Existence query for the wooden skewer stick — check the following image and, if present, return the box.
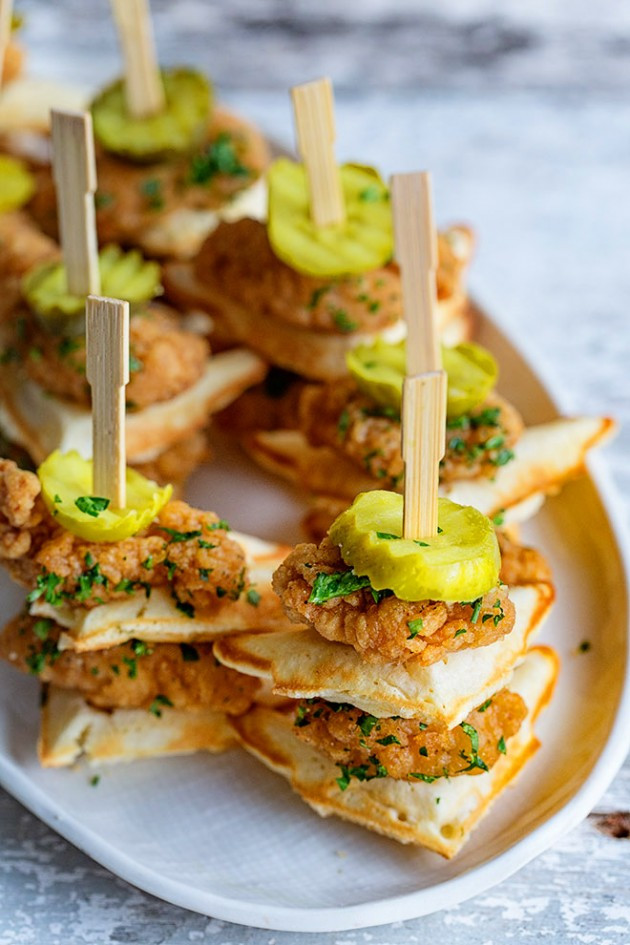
[51,109,101,298]
[86,296,129,509]
[110,0,165,119]
[0,0,13,90]
[291,77,345,227]
[392,171,446,539]
[401,372,446,539]
[391,171,440,375]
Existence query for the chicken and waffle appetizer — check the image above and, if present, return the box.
[0,452,293,765]
[215,490,558,856]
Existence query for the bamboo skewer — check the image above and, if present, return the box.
[0,0,12,90]
[391,171,446,540]
[391,172,440,375]
[50,109,101,298]
[86,296,129,509]
[110,0,165,119]
[291,77,345,227]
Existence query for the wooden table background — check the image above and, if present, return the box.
[1,1,629,941]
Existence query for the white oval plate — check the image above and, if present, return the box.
[0,309,628,933]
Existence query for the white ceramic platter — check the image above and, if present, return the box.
[0,310,628,933]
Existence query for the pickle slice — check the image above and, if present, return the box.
[22,245,162,335]
[267,158,392,278]
[38,450,172,542]
[0,155,35,213]
[329,491,500,602]
[347,339,498,418]
[91,68,211,162]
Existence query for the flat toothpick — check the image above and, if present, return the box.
[392,171,446,540]
[291,77,345,227]
[391,171,440,375]
[50,109,100,298]
[0,0,13,90]
[86,296,130,509]
[110,0,165,119]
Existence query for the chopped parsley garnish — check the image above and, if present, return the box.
[497,735,507,755]
[130,639,152,657]
[95,191,114,209]
[407,617,424,640]
[209,519,230,531]
[25,638,60,675]
[161,527,202,543]
[198,539,217,550]
[376,735,400,747]
[189,133,250,184]
[164,559,178,580]
[308,570,372,605]
[58,337,80,358]
[578,640,592,653]
[458,721,489,772]
[357,714,378,737]
[418,722,427,730]
[53,494,62,504]
[476,698,493,712]
[149,694,174,717]
[180,643,199,662]
[90,775,101,787]
[376,532,399,540]
[492,509,505,527]
[294,705,310,727]
[198,568,211,581]
[490,448,515,467]
[33,619,52,641]
[26,570,64,606]
[337,408,350,439]
[174,596,195,619]
[142,556,154,570]
[410,772,437,783]
[336,757,388,791]
[129,354,143,373]
[358,185,383,202]
[114,578,136,595]
[246,588,261,607]
[75,495,110,518]
[419,746,428,757]
[139,177,164,211]
[454,628,467,637]
[332,309,358,333]
[307,285,331,309]
[122,656,137,679]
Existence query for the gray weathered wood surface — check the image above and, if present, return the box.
[1,2,629,941]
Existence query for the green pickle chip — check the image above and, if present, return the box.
[267,158,393,278]
[91,68,211,161]
[347,339,498,418]
[38,450,172,542]
[22,245,162,335]
[329,491,500,602]
[0,155,35,213]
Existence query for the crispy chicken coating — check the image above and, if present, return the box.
[194,221,471,336]
[0,462,248,613]
[0,211,58,323]
[132,427,210,488]
[30,109,268,252]
[297,382,523,487]
[0,612,259,714]
[272,537,515,665]
[295,688,527,783]
[497,529,552,586]
[194,219,401,335]
[20,305,209,410]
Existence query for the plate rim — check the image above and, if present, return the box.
[0,311,628,933]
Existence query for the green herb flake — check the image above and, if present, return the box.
[376,735,400,747]
[308,570,372,605]
[492,509,506,527]
[357,714,378,737]
[294,705,310,728]
[337,408,350,439]
[122,656,137,679]
[410,772,437,783]
[246,588,261,607]
[332,309,358,333]
[497,735,507,755]
[578,640,592,653]
[407,617,424,640]
[141,556,154,570]
[33,619,52,641]
[75,495,110,518]
[209,519,230,532]
[376,531,399,541]
[149,694,174,717]
[180,643,199,662]
[189,133,250,185]
[162,526,202,543]
[419,746,428,757]
[476,698,493,712]
[90,775,101,787]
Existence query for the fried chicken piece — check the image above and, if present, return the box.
[194,219,402,335]
[132,427,210,488]
[297,383,523,487]
[217,369,305,435]
[0,211,58,323]
[295,688,526,782]
[0,459,48,561]
[498,529,553,586]
[21,305,209,410]
[30,109,269,253]
[0,613,259,714]
[272,537,515,665]
[0,462,248,613]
